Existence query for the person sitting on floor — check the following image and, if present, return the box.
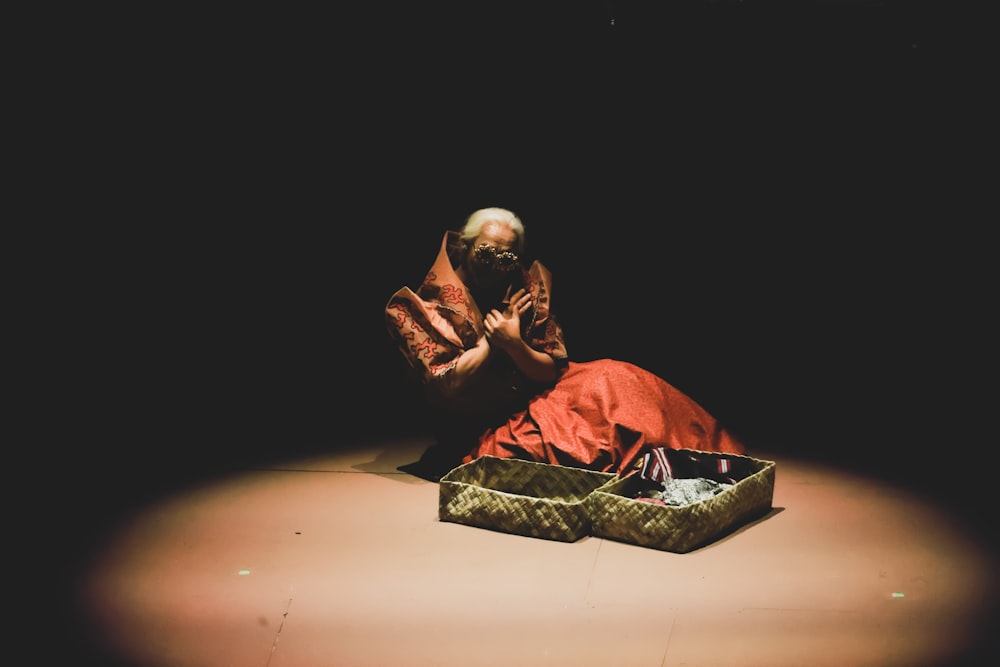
[385,206,745,479]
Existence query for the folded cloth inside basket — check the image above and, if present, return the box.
[637,477,732,506]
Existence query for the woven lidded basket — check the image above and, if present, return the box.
[588,450,776,553]
[439,456,615,542]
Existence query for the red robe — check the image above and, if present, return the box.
[385,231,744,475]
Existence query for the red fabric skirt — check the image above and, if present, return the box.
[462,359,745,475]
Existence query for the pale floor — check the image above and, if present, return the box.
[71,437,998,667]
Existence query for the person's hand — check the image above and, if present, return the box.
[483,288,532,349]
[504,288,532,317]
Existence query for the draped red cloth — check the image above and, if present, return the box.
[463,358,744,474]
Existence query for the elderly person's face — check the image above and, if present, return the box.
[465,221,520,287]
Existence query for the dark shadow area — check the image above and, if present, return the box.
[396,445,467,483]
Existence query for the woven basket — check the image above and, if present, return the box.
[439,456,615,542]
[588,450,776,553]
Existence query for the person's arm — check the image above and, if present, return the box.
[429,334,494,398]
[484,288,559,385]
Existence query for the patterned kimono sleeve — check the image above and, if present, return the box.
[534,315,568,363]
[385,287,464,384]
[523,261,569,364]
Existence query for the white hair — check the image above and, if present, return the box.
[460,207,526,255]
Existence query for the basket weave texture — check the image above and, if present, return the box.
[588,449,776,553]
[439,456,615,542]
